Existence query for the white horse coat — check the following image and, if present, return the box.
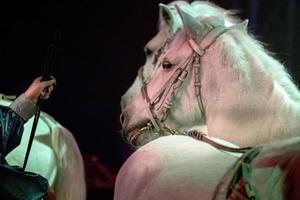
[115,135,300,200]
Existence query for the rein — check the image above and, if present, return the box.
[186,131,252,153]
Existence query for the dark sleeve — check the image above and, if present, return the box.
[0,94,37,159]
[0,105,25,159]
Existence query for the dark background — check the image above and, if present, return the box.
[0,0,299,198]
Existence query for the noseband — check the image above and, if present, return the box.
[139,25,229,135]
[141,53,194,132]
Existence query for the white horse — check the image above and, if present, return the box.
[116,1,300,199]
[121,1,240,146]
[115,135,300,200]
[0,94,86,200]
[120,1,300,148]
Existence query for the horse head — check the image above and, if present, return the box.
[120,1,244,146]
[120,1,194,146]
[120,1,237,146]
[121,1,300,147]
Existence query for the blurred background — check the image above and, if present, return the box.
[0,0,299,199]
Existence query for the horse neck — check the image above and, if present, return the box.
[200,30,300,147]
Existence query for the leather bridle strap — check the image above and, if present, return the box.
[188,26,228,56]
[138,63,161,131]
[193,55,206,116]
[141,55,194,132]
[188,25,228,118]
[141,85,161,131]
[213,146,261,200]
[186,131,252,153]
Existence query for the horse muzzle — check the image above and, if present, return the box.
[120,110,153,146]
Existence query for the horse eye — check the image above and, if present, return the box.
[162,61,173,69]
[144,47,153,56]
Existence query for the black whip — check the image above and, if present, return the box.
[22,30,62,170]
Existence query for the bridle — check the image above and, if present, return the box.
[139,25,229,135]
[135,24,253,154]
[140,52,194,132]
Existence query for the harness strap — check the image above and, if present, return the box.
[188,26,228,56]
[188,26,228,120]
[139,62,162,131]
[193,55,206,117]
[140,54,194,132]
[141,85,161,131]
[186,131,252,153]
[182,130,259,200]
[213,146,262,200]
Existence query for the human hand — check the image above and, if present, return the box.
[24,76,56,104]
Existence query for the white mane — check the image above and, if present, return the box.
[221,28,300,102]
[183,11,300,146]
[188,1,300,104]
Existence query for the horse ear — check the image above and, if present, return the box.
[230,19,249,32]
[159,3,182,33]
[175,5,211,44]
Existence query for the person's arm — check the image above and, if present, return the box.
[0,104,25,159]
[0,76,55,159]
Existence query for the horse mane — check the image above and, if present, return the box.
[167,1,300,145]
[185,1,300,103]
[218,26,300,103]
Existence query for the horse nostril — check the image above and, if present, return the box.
[120,112,125,126]
[144,47,153,56]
